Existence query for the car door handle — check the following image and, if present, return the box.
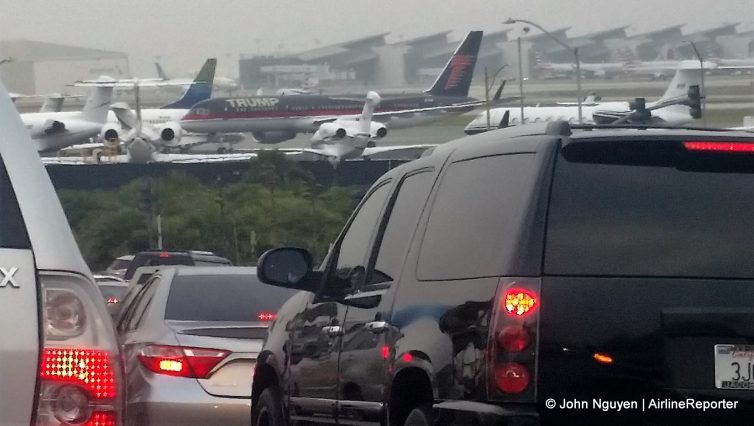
[322,325,343,336]
[365,321,388,334]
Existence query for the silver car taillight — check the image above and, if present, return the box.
[35,272,122,426]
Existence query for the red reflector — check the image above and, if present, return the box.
[684,141,754,153]
[503,288,538,317]
[40,348,117,399]
[494,362,530,394]
[159,252,170,258]
[257,312,276,321]
[593,352,614,365]
[401,353,414,363]
[381,345,390,360]
[137,345,229,378]
[83,411,117,426]
[497,325,531,353]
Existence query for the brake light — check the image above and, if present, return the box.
[40,348,117,399]
[159,252,170,258]
[257,312,276,321]
[83,412,117,426]
[106,297,118,304]
[494,362,530,394]
[138,345,229,378]
[503,288,537,317]
[684,141,754,153]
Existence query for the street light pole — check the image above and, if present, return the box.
[575,47,583,124]
[505,18,583,123]
[517,36,525,123]
[686,40,706,127]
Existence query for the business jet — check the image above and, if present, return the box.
[465,60,706,134]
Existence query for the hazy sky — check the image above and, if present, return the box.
[1,0,752,76]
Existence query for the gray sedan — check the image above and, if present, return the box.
[116,266,298,425]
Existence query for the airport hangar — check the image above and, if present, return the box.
[238,23,754,89]
[0,39,129,95]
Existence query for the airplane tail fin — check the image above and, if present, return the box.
[161,58,216,109]
[656,60,704,104]
[155,62,169,80]
[80,76,115,124]
[358,91,381,134]
[39,94,66,113]
[425,31,483,97]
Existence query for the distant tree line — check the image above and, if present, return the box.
[58,152,361,271]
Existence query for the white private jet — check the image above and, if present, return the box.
[21,77,115,152]
[465,60,706,134]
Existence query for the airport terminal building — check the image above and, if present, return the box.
[0,39,129,94]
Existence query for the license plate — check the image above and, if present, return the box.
[715,344,754,389]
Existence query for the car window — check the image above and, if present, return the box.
[107,259,130,271]
[328,182,391,292]
[546,140,754,278]
[417,154,537,281]
[98,285,128,300]
[164,274,298,321]
[367,171,433,286]
[119,276,160,333]
[0,159,30,249]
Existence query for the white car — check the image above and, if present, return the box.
[0,81,123,423]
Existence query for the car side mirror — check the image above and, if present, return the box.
[257,247,318,291]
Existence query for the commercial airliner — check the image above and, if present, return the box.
[180,31,492,144]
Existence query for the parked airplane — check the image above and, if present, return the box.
[464,60,705,134]
[70,58,244,153]
[21,77,115,152]
[180,31,498,143]
[156,61,238,92]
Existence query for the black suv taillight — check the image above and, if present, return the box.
[487,278,540,402]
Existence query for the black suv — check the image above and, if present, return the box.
[123,249,231,280]
[252,122,754,425]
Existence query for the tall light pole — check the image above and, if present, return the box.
[505,18,583,123]
[685,40,706,127]
[517,34,526,123]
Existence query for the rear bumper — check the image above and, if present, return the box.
[126,375,250,426]
[433,400,539,426]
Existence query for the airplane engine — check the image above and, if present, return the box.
[159,121,183,147]
[100,124,121,142]
[251,130,297,144]
[317,122,347,139]
[370,122,387,139]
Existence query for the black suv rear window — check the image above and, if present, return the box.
[546,140,754,278]
[165,274,298,321]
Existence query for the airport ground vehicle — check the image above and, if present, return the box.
[95,274,129,318]
[0,82,123,423]
[116,266,297,425]
[122,249,231,280]
[253,122,754,425]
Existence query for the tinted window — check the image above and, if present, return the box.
[0,160,30,248]
[165,274,298,321]
[124,253,193,280]
[332,183,391,289]
[368,171,433,285]
[418,154,536,280]
[121,277,160,332]
[546,141,754,278]
[108,259,130,270]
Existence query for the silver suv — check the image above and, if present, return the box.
[0,83,123,424]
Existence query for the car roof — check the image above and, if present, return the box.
[0,82,90,275]
[427,122,754,159]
